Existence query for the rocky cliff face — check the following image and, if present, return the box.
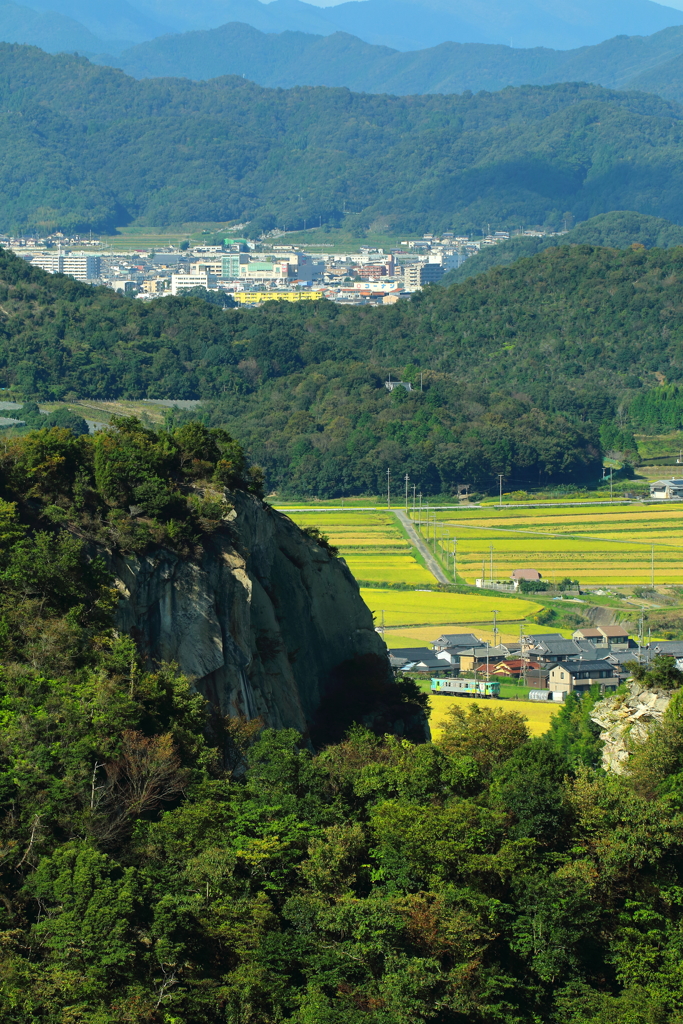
[106,490,428,743]
[590,683,672,773]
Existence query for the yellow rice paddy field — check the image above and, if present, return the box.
[424,503,683,586]
[428,694,559,739]
[285,510,435,586]
[360,588,542,626]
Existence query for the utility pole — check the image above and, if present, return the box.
[499,474,503,508]
[412,484,416,518]
[419,492,422,530]
[493,609,498,647]
[519,624,525,689]
[387,468,391,509]
[405,473,409,512]
[452,537,457,580]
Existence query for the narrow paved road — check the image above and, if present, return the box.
[394,509,450,585]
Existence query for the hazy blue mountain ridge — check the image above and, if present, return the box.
[277,0,683,51]
[0,1,108,53]
[19,0,169,44]
[104,21,683,98]
[6,0,683,54]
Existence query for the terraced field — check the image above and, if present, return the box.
[425,504,683,586]
[284,510,435,586]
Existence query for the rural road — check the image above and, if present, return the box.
[394,510,450,585]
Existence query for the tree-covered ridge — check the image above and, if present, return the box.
[441,210,683,285]
[10,240,683,491]
[6,44,683,232]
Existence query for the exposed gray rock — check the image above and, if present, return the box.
[104,490,428,743]
[590,682,673,773]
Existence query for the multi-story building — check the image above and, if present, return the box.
[63,254,101,281]
[171,272,215,295]
[30,252,100,281]
[30,253,64,274]
[221,254,250,278]
[190,261,222,276]
[142,279,165,294]
[403,262,445,290]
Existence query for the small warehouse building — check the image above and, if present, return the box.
[650,478,683,499]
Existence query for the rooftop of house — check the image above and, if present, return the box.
[599,625,630,638]
[404,656,447,671]
[511,568,542,581]
[431,632,483,648]
[388,647,433,662]
[493,659,542,670]
[552,660,620,674]
[533,639,586,655]
[647,641,683,655]
[605,650,641,664]
[459,645,515,658]
[574,628,603,639]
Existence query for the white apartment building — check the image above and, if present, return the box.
[63,254,101,281]
[30,252,100,281]
[171,272,216,295]
[30,253,63,274]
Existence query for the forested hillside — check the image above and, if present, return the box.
[441,211,683,285]
[5,243,683,492]
[1,425,683,1022]
[7,45,683,234]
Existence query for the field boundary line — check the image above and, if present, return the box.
[394,510,450,585]
[439,521,683,549]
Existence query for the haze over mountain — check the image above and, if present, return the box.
[4,0,683,52]
[0,1,107,53]
[18,0,169,45]
[105,21,683,103]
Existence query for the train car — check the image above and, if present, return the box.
[431,677,500,698]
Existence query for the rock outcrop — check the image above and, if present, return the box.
[106,490,429,743]
[590,683,672,773]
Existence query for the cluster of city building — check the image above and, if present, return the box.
[389,628,681,702]
[0,228,555,306]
